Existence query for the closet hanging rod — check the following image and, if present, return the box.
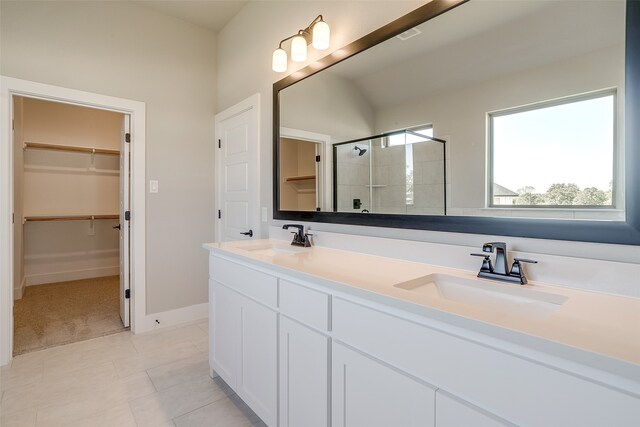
[24,215,119,222]
[23,142,120,156]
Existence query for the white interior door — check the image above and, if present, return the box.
[216,95,259,242]
[119,115,131,327]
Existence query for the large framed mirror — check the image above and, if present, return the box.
[273,0,640,245]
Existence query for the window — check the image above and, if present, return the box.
[489,90,616,208]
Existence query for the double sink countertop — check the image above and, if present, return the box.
[204,239,640,389]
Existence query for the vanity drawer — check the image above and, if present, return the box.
[332,297,640,426]
[279,279,330,332]
[210,255,277,308]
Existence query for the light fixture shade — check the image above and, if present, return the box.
[291,35,308,62]
[312,20,330,50]
[272,48,287,72]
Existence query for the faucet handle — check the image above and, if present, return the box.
[470,253,493,273]
[510,258,538,284]
[513,258,537,264]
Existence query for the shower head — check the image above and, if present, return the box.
[354,146,367,156]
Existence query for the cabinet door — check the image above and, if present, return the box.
[332,343,435,427]
[436,391,511,427]
[238,295,278,427]
[279,316,329,427]
[211,281,239,387]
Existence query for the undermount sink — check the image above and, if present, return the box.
[240,242,308,257]
[393,273,567,319]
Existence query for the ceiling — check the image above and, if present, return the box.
[134,0,248,32]
[327,0,625,108]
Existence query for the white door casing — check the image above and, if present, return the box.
[0,76,146,365]
[119,114,131,327]
[215,94,260,242]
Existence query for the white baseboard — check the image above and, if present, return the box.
[13,276,26,300]
[135,302,208,334]
[25,266,119,286]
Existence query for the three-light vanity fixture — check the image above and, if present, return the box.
[272,15,330,72]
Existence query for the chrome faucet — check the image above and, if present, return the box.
[282,224,312,247]
[471,242,537,285]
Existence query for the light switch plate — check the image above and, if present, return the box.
[261,207,268,222]
[149,180,159,193]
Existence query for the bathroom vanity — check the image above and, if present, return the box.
[204,239,640,427]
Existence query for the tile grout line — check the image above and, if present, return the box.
[171,391,230,426]
[144,370,159,393]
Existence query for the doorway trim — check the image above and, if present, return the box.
[0,76,146,365]
[214,93,261,242]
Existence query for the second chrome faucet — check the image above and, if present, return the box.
[471,242,537,285]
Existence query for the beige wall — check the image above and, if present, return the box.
[280,71,375,142]
[12,97,24,299]
[1,1,217,313]
[20,98,121,286]
[217,1,640,264]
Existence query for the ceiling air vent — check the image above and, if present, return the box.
[396,27,422,41]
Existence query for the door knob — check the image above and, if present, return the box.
[113,224,121,230]
[240,230,253,237]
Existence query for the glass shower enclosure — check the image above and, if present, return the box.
[332,129,446,215]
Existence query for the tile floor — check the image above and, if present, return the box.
[0,319,266,427]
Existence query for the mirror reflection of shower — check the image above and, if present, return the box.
[333,128,446,215]
[354,145,367,156]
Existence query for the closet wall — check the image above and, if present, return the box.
[279,138,317,211]
[19,97,123,288]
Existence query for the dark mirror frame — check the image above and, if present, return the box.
[273,0,640,245]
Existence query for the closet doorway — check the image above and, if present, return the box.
[11,96,131,355]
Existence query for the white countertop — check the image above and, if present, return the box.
[204,239,640,383]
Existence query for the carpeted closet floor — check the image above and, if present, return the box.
[13,275,126,355]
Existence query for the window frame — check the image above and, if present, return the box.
[487,88,619,210]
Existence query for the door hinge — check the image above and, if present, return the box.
[315,155,321,162]
[125,289,130,299]
[125,211,131,221]
[125,133,131,143]
[218,210,221,219]
[316,207,321,212]
[12,119,15,131]
[218,139,221,149]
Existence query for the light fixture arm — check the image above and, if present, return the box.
[278,15,325,48]
[277,33,299,49]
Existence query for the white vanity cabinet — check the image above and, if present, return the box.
[207,250,640,427]
[278,279,331,427]
[279,316,329,427]
[332,342,436,427]
[209,257,278,427]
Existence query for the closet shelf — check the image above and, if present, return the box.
[284,175,316,182]
[24,215,119,222]
[24,142,120,156]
